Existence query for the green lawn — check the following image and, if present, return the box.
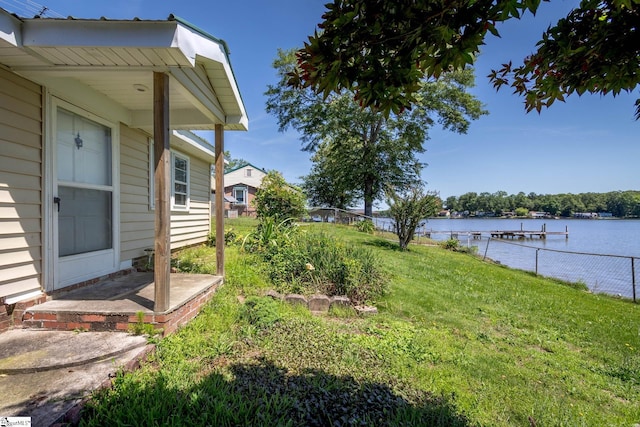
[81,219,640,426]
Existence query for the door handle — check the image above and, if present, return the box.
[54,197,61,212]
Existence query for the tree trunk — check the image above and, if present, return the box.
[364,178,374,217]
[362,118,381,219]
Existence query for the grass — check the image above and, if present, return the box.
[80,219,640,426]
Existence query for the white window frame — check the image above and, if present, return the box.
[171,151,190,211]
[245,168,252,177]
[233,186,247,205]
[148,138,155,210]
[149,143,191,211]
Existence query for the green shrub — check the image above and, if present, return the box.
[241,216,297,254]
[253,171,306,220]
[239,296,283,330]
[208,227,238,247]
[355,219,375,234]
[440,238,460,251]
[264,231,387,305]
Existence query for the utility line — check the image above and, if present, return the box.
[0,0,64,18]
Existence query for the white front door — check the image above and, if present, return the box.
[52,104,118,289]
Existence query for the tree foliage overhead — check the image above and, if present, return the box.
[266,48,487,217]
[490,0,640,118]
[223,151,249,173]
[290,0,640,119]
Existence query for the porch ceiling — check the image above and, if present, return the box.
[0,12,247,131]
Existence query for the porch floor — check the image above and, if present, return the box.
[22,272,223,335]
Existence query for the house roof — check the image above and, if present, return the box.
[225,181,256,188]
[224,163,267,175]
[0,9,248,131]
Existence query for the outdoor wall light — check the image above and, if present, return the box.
[74,132,83,150]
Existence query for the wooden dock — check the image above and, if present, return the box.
[420,224,568,240]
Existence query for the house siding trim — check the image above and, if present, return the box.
[0,66,43,301]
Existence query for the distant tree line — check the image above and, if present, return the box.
[444,191,640,218]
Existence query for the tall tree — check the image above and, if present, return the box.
[266,49,487,217]
[301,143,359,209]
[224,151,249,173]
[290,0,640,119]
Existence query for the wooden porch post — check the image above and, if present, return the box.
[153,72,171,312]
[215,124,225,276]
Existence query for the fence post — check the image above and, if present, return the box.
[535,248,540,275]
[632,257,636,303]
[483,237,491,260]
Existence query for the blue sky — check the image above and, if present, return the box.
[4,0,637,202]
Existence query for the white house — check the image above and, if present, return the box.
[0,10,248,332]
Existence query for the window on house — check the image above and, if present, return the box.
[149,139,154,210]
[149,143,191,211]
[245,168,252,177]
[172,152,189,210]
[233,187,247,205]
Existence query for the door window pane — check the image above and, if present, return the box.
[57,108,111,186]
[56,107,113,258]
[58,187,112,257]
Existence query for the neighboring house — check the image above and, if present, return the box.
[0,10,248,331]
[529,211,548,219]
[223,163,267,217]
[574,212,598,219]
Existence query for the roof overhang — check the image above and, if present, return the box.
[171,130,215,162]
[0,10,248,132]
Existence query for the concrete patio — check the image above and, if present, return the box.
[20,272,222,336]
[0,328,152,426]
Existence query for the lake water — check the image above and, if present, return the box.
[375,217,640,299]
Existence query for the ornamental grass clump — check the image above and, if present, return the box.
[264,230,388,305]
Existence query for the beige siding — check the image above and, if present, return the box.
[224,165,266,188]
[119,125,154,262]
[171,155,211,248]
[0,67,43,299]
[119,128,212,261]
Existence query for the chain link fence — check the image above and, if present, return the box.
[482,238,638,302]
[306,208,638,302]
[307,207,372,224]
